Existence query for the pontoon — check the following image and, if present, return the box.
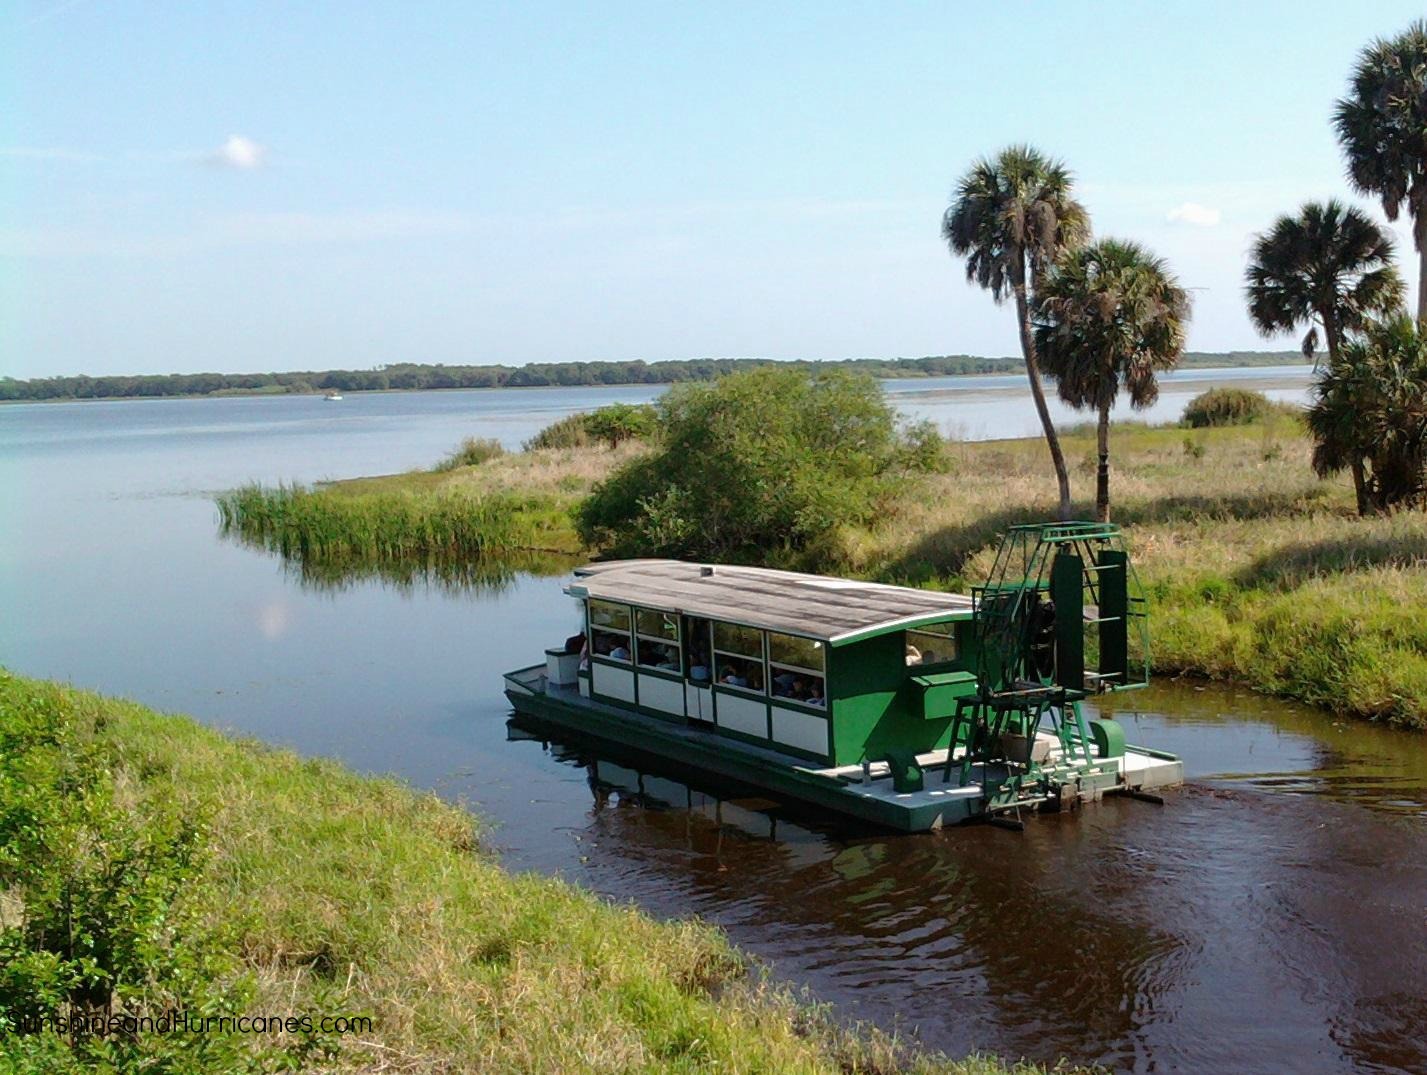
[504,522,1182,832]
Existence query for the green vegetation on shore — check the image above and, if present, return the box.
[215,446,602,588]
[2,350,1306,403]
[0,670,1043,1074]
[847,419,1427,731]
[221,386,1427,731]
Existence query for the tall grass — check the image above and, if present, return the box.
[216,482,580,564]
[841,421,1427,730]
[0,670,1050,1074]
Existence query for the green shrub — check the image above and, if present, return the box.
[523,412,592,451]
[577,367,940,564]
[431,436,505,472]
[524,403,658,452]
[1182,387,1294,428]
[584,402,658,447]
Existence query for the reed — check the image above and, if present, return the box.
[216,481,581,565]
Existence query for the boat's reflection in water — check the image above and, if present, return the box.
[506,705,1427,1075]
[508,715,859,847]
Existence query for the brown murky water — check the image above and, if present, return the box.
[504,685,1427,1075]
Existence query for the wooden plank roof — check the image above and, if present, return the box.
[567,560,973,644]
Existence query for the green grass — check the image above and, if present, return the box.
[0,670,1051,1074]
[843,417,1427,730]
[216,479,581,573]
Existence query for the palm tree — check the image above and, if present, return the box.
[1245,200,1405,512]
[944,146,1090,520]
[1307,315,1427,513]
[1334,20,1427,322]
[1033,240,1190,522]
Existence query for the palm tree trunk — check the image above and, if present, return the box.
[1416,214,1427,324]
[1321,313,1370,516]
[1095,400,1111,522]
[1012,280,1072,520]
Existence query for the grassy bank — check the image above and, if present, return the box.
[845,420,1427,730]
[214,444,633,580]
[0,671,1042,1074]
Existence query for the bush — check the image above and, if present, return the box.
[1182,387,1296,428]
[577,367,941,565]
[583,402,657,447]
[431,436,505,472]
[524,404,658,451]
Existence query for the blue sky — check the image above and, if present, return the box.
[4,1,1425,378]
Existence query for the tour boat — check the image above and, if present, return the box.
[504,522,1183,832]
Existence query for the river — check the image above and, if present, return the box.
[5,366,1427,1074]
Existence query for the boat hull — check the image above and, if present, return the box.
[503,665,1182,833]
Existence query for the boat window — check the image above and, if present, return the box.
[590,600,631,631]
[683,617,712,683]
[635,609,681,672]
[905,621,958,667]
[636,608,678,640]
[768,632,826,707]
[589,600,632,662]
[713,621,765,694]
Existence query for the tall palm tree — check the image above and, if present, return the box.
[1034,240,1190,522]
[1334,20,1427,322]
[944,146,1090,520]
[1307,314,1427,514]
[1245,200,1405,513]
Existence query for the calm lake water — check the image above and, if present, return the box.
[5,366,1427,1074]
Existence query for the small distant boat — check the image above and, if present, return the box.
[323,392,344,401]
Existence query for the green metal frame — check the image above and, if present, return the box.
[944,521,1151,812]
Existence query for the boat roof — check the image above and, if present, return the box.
[567,559,974,646]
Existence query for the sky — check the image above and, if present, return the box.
[4,0,1426,379]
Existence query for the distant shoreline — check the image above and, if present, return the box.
[2,352,1312,405]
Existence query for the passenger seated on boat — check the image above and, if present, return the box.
[689,664,710,682]
[905,643,921,666]
[721,669,748,688]
[610,643,630,661]
[565,631,586,655]
[772,671,798,696]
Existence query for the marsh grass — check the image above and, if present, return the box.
[840,418,1427,729]
[0,671,1051,1074]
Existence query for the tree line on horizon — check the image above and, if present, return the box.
[0,350,1301,403]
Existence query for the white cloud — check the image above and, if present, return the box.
[208,135,267,170]
[1166,201,1222,227]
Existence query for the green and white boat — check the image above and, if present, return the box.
[504,522,1183,832]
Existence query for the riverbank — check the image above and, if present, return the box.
[849,419,1427,729]
[0,669,1045,1074]
[221,417,1427,730]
